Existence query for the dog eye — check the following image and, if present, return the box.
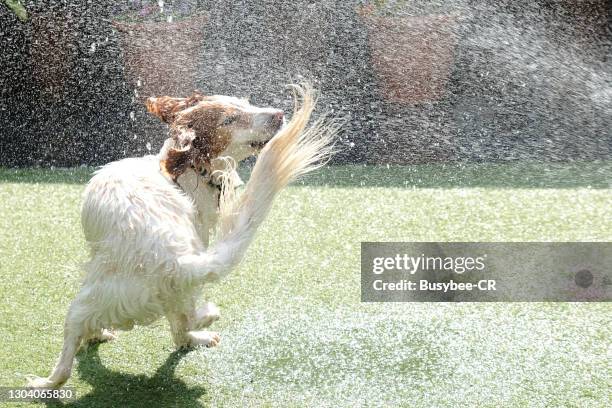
[221,115,239,126]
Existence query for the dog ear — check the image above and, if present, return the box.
[161,146,195,181]
[146,92,206,124]
[160,127,197,180]
[161,147,192,181]
[161,103,233,180]
[173,105,231,161]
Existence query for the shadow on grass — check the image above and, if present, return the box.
[2,161,611,188]
[42,343,207,408]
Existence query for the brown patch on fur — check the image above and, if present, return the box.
[160,148,193,181]
[162,101,236,180]
[146,93,206,124]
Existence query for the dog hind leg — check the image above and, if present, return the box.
[27,301,91,389]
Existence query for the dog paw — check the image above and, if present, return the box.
[188,331,221,348]
[88,329,117,344]
[26,375,58,389]
[192,302,220,329]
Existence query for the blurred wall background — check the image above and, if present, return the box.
[0,0,609,167]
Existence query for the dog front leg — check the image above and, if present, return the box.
[188,302,220,331]
[167,312,191,348]
[86,328,117,344]
[167,312,220,349]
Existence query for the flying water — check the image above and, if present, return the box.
[0,0,608,175]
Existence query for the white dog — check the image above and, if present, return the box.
[27,84,337,389]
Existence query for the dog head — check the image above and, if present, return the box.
[147,93,285,179]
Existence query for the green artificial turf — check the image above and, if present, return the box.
[0,163,610,407]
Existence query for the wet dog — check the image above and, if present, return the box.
[27,84,337,389]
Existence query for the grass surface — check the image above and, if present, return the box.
[0,164,610,407]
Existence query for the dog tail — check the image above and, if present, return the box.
[180,83,339,283]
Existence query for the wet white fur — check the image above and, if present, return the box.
[27,84,337,389]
